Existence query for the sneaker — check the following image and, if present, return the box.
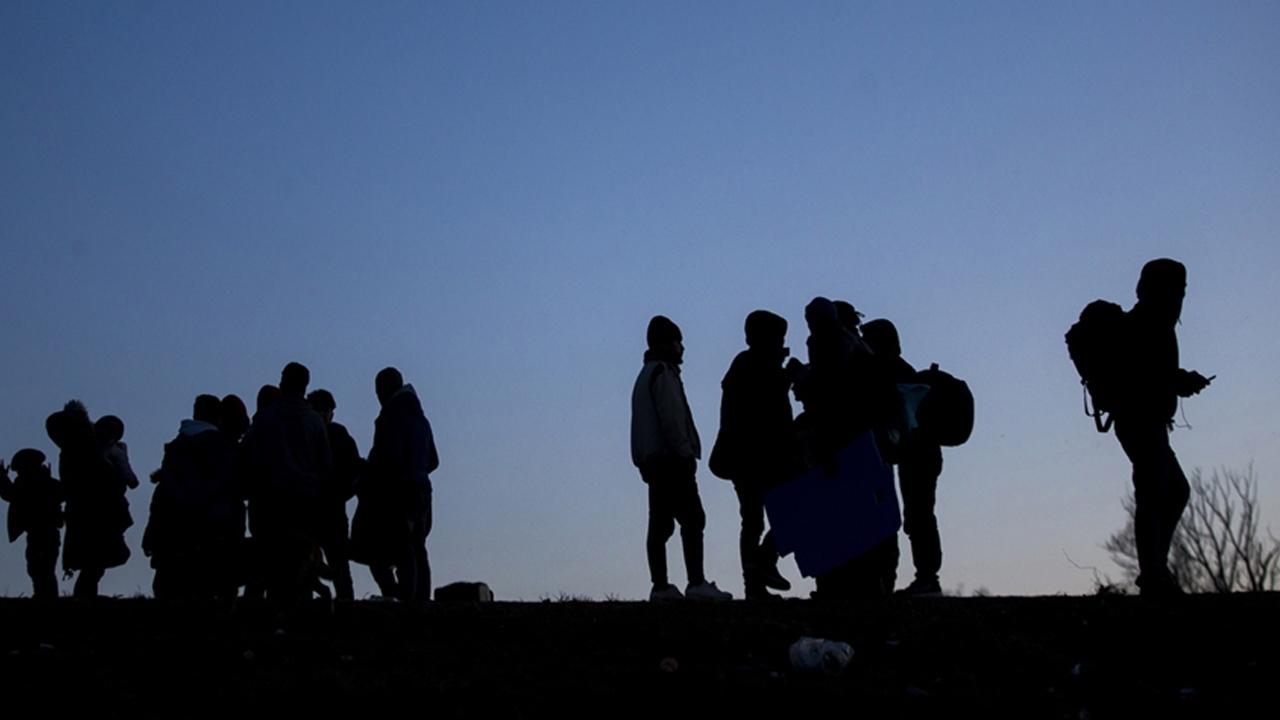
[649,583,684,602]
[685,580,733,601]
[1137,573,1185,598]
[895,578,943,597]
[744,586,783,601]
[759,564,792,592]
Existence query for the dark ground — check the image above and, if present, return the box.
[1,593,1275,718]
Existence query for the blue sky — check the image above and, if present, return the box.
[2,1,1278,598]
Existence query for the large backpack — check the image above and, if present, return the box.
[1065,300,1127,433]
[914,363,974,447]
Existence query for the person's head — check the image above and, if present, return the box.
[375,367,404,406]
[833,301,864,334]
[219,394,249,439]
[46,400,91,450]
[280,362,310,398]
[744,310,787,351]
[193,394,221,424]
[256,384,281,414]
[804,297,839,335]
[10,448,47,476]
[307,389,337,424]
[94,415,125,444]
[861,318,901,358]
[45,411,67,449]
[1136,258,1187,324]
[646,315,684,363]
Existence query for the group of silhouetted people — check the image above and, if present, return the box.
[1,363,439,603]
[1,260,1213,602]
[631,297,952,602]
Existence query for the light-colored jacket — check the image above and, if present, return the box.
[631,359,701,467]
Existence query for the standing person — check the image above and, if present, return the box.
[863,318,945,596]
[710,310,799,599]
[1113,259,1212,597]
[241,363,333,603]
[791,298,900,600]
[307,389,363,602]
[631,316,731,602]
[353,367,439,602]
[46,401,132,598]
[0,449,64,599]
[143,394,241,600]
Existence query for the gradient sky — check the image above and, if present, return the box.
[2,1,1278,599]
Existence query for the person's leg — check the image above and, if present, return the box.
[669,465,707,587]
[370,565,398,597]
[1159,446,1191,578]
[74,566,104,598]
[411,488,432,602]
[733,480,765,593]
[899,446,943,586]
[323,508,355,602]
[644,466,678,589]
[1117,419,1180,592]
[27,536,59,600]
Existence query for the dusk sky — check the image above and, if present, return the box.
[2,1,1277,599]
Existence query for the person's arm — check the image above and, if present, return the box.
[422,417,440,476]
[651,368,696,460]
[0,459,13,501]
[1175,369,1213,397]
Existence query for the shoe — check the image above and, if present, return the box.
[1137,573,1185,598]
[895,578,943,597]
[685,580,732,601]
[759,564,792,592]
[744,586,783,601]
[649,583,684,602]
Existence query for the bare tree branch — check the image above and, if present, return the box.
[1104,464,1279,593]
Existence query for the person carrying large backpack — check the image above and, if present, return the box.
[1070,259,1212,597]
[863,318,947,597]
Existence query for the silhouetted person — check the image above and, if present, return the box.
[631,316,731,602]
[864,318,944,596]
[353,367,439,602]
[793,298,899,600]
[95,415,139,491]
[0,449,64,599]
[46,401,132,598]
[710,310,799,599]
[307,389,363,602]
[143,394,242,600]
[241,363,333,603]
[1114,259,1212,597]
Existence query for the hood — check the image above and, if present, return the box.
[180,419,219,437]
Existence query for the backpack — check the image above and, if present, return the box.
[1065,300,1127,433]
[913,363,974,447]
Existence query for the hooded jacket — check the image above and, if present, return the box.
[241,396,333,537]
[1117,302,1182,423]
[143,420,241,563]
[367,384,438,493]
[709,347,798,482]
[631,351,701,468]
